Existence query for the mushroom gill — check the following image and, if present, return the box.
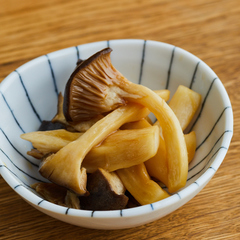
[63,48,126,122]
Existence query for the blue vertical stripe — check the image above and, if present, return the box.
[15,70,42,123]
[46,55,58,98]
[189,61,200,89]
[138,40,147,84]
[165,46,176,89]
[189,77,218,132]
[0,128,39,167]
[0,92,25,133]
[196,106,231,150]
[0,147,44,181]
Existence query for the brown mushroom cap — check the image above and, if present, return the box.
[80,168,129,211]
[63,48,125,122]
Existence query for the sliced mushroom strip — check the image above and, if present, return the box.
[39,103,150,195]
[154,89,170,102]
[123,119,197,187]
[21,89,169,159]
[123,84,188,193]
[144,121,169,187]
[22,126,160,173]
[184,131,197,164]
[117,163,169,205]
[121,119,169,186]
[80,168,128,211]
[82,125,160,172]
[21,129,82,154]
[63,48,188,193]
[52,92,68,125]
[168,85,202,132]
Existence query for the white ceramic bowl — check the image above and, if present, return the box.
[0,39,233,229]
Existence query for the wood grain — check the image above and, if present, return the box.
[0,0,239,239]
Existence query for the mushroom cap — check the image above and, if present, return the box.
[80,168,129,211]
[63,48,125,122]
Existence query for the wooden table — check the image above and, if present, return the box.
[0,0,239,239]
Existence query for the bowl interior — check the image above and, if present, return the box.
[0,39,233,228]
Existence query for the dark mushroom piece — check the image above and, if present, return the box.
[38,120,67,131]
[80,168,128,211]
[32,182,80,209]
[32,182,67,206]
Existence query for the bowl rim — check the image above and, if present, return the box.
[0,39,234,220]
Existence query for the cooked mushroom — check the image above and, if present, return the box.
[65,190,80,209]
[39,103,149,195]
[32,182,67,206]
[76,58,84,65]
[22,125,159,172]
[21,129,82,155]
[117,163,169,205]
[51,93,78,132]
[63,48,188,193]
[32,182,80,209]
[80,168,128,211]
[52,92,104,132]
[63,48,126,122]
[51,92,68,126]
[27,149,45,159]
[82,125,160,173]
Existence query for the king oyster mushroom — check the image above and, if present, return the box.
[39,103,150,195]
[39,48,188,195]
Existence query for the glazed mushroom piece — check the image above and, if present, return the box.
[39,103,150,195]
[63,48,126,122]
[39,48,188,195]
[80,168,128,211]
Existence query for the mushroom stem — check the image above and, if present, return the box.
[39,103,150,195]
[120,83,188,193]
[82,126,160,172]
[117,163,170,205]
[87,55,187,192]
